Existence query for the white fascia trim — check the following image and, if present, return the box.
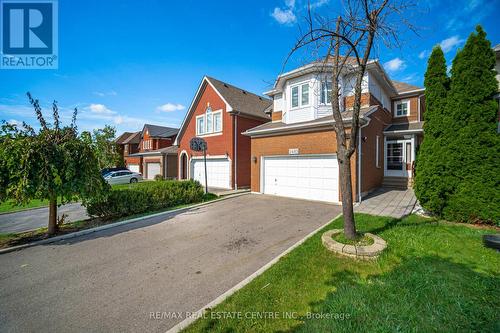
[190,155,231,160]
[397,88,425,95]
[174,77,232,145]
[243,116,367,136]
[383,129,423,135]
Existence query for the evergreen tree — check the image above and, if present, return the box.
[414,46,450,215]
[442,26,499,223]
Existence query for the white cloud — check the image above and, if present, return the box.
[93,90,117,97]
[7,119,19,125]
[418,50,430,59]
[156,103,185,112]
[384,58,406,72]
[440,35,464,53]
[88,103,116,115]
[310,0,329,9]
[271,0,296,25]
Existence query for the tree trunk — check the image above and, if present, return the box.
[48,197,58,235]
[338,154,356,239]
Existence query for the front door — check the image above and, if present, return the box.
[385,139,413,177]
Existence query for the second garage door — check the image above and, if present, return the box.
[128,164,140,173]
[146,162,161,180]
[262,155,339,203]
[191,158,231,189]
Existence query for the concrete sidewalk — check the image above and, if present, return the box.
[355,188,417,218]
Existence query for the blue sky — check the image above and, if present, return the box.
[1,0,499,134]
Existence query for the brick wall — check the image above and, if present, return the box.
[360,107,392,194]
[236,115,264,188]
[250,130,358,200]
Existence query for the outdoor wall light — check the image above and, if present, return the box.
[252,156,257,163]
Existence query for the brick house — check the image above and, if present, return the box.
[244,59,425,203]
[174,76,271,189]
[117,124,179,180]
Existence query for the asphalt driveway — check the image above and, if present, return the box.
[0,203,88,233]
[0,194,340,333]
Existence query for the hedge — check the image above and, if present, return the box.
[85,180,205,219]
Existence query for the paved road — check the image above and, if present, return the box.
[0,203,88,234]
[0,194,340,333]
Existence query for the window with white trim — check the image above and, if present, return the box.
[320,81,332,104]
[290,83,310,108]
[142,139,152,150]
[395,100,410,117]
[376,135,380,168]
[196,107,222,135]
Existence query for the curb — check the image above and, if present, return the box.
[0,192,249,255]
[165,212,343,333]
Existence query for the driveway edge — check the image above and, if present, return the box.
[0,193,249,255]
[166,212,343,333]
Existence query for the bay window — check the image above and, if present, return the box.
[196,107,222,135]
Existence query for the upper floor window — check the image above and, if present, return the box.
[142,140,152,150]
[394,100,410,117]
[196,107,222,136]
[320,81,332,104]
[290,83,309,108]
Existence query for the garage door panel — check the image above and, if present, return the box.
[147,163,161,180]
[263,155,339,203]
[191,158,231,189]
[128,164,140,173]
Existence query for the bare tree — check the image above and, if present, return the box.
[285,0,414,239]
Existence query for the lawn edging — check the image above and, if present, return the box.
[0,192,249,255]
[166,212,343,333]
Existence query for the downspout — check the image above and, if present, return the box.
[358,119,371,203]
[233,113,239,190]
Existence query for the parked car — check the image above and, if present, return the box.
[104,170,143,185]
[101,167,129,177]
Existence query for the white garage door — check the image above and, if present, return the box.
[191,158,231,189]
[146,163,161,180]
[263,155,339,203]
[128,164,140,173]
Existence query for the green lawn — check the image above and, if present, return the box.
[0,199,50,214]
[0,182,143,214]
[185,214,500,333]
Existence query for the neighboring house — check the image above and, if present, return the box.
[243,59,424,203]
[117,124,179,180]
[174,76,271,189]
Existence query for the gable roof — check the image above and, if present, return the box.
[206,76,272,119]
[143,124,179,138]
[174,76,271,145]
[122,131,141,144]
[391,80,423,94]
[115,132,133,144]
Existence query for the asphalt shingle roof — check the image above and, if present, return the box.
[244,105,377,135]
[391,80,422,93]
[143,124,179,138]
[206,76,272,120]
[384,122,424,132]
[122,131,141,144]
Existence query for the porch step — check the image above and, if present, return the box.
[382,177,411,190]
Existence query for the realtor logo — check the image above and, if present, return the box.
[1,0,58,69]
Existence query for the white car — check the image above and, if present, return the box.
[104,170,143,185]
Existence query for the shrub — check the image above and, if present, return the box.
[85,180,204,219]
[154,174,164,181]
